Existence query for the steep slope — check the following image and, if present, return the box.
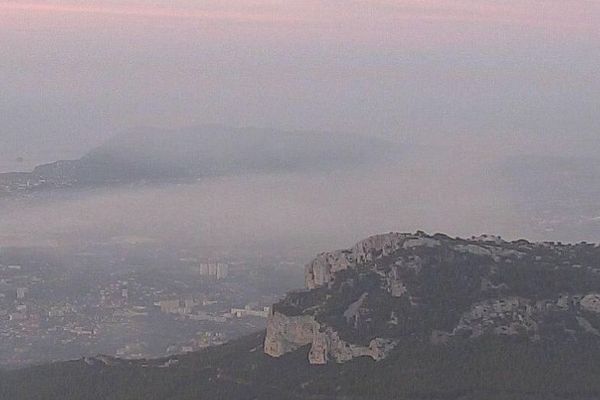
[2,232,600,400]
[265,232,600,364]
[4,330,600,400]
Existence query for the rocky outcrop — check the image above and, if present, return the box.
[305,232,436,289]
[266,231,600,365]
[581,294,600,313]
[264,312,317,357]
[308,329,397,365]
[453,297,539,339]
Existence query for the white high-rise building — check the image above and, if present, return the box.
[199,263,210,276]
[16,287,27,300]
[216,263,229,280]
[198,262,229,280]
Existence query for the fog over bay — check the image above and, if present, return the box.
[1,0,600,253]
[1,145,599,256]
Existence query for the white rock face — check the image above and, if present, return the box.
[343,293,368,327]
[264,311,397,364]
[389,279,408,297]
[305,233,414,289]
[455,297,538,338]
[264,312,318,357]
[308,328,397,365]
[305,232,448,289]
[581,294,600,313]
[268,231,600,365]
[352,233,411,263]
[454,244,492,257]
[304,251,355,289]
[402,237,440,249]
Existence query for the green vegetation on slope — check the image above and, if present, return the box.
[2,332,600,400]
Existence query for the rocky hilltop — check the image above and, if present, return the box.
[264,232,600,364]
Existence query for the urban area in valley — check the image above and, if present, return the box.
[0,239,303,368]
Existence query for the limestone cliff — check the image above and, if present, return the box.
[305,233,409,289]
[264,309,396,364]
[265,231,600,364]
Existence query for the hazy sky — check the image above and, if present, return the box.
[1,0,600,169]
[1,1,600,252]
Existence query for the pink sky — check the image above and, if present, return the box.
[1,1,598,40]
[1,0,599,159]
[0,1,301,22]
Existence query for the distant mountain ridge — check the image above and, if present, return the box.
[0,125,398,195]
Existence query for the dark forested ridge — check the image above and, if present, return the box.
[2,331,600,400]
